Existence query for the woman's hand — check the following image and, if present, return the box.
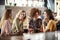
[42,18,47,32]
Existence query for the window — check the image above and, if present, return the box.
[5,0,44,7]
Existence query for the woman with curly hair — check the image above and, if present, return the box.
[29,8,42,33]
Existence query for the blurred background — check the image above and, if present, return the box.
[0,0,60,19]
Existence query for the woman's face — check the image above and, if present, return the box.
[9,12,13,19]
[34,12,39,18]
[18,12,26,20]
[43,12,48,19]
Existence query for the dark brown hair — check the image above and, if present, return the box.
[44,9,54,20]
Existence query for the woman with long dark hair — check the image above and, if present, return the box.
[42,9,56,32]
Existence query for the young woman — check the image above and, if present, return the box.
[42,9,56,32]
[29,8,42,33]
[11,10,28,34]
[0,9,12,36]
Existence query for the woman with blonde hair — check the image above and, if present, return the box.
[0,9,12,36]
[11,10,28,34]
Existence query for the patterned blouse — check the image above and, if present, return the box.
[1,20,12,34]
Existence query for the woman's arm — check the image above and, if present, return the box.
[11,20,18,32]
[1,20,10,35]
[42,18,46,32]
[44,20,52,32]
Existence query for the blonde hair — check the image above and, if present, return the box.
[0,10,6,28]
[0,9,12,28]
[13,10,22,23]
[13,10,26,24]
[11,10,25,31]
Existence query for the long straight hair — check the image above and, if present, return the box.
[0,9,12,28]
[12,10,26,31]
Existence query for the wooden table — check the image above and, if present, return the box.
[0,35,23,40]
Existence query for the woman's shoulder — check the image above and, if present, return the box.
[49,20,56,23]
[5,20,9,22]
[4,20,10,23]
[37,18,42,21]
[49,20,55,22]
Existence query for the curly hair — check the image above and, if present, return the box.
[30,8,41,18]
